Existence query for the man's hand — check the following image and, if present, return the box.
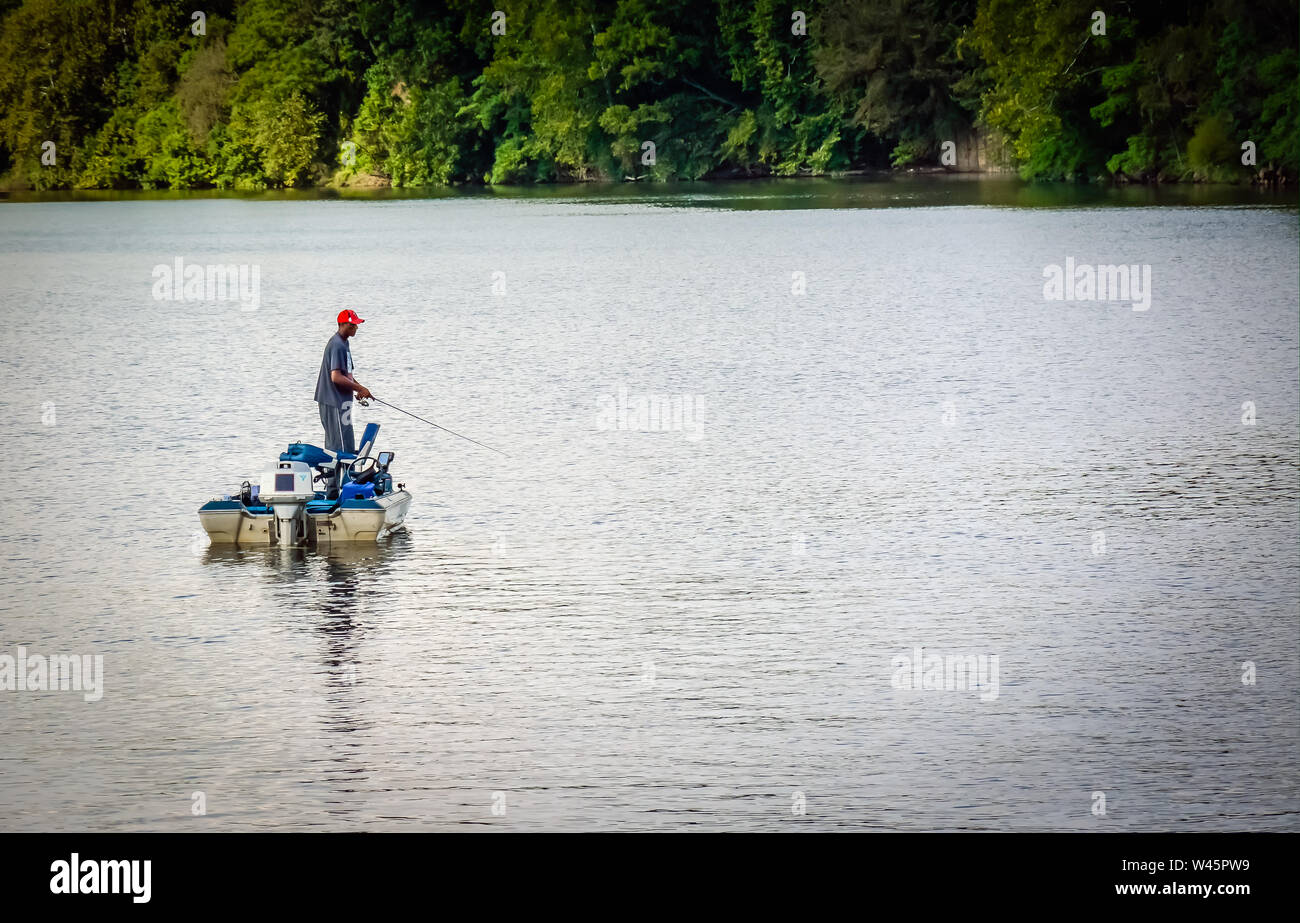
[354,384,373,401]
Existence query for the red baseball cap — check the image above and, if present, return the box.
[337,309,366,325]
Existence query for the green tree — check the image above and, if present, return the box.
[816,0,975,167]
[229,91,324,186]
[0,0,127,187]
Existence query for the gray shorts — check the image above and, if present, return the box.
[318,401,355,455]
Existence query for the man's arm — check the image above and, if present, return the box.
[331,369,373,401]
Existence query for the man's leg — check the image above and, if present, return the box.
[338,400,356,455]
[319,401,344,453]
[318,401,353,495]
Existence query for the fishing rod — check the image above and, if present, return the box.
[363,396,510,458]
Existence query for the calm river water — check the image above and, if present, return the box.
[1,177,1297,830]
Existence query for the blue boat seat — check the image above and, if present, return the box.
[340,422,380,462]
[280,443,334,466]
[282,423,379,491]
[281,424,379,465]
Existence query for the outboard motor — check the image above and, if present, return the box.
[258,460,315,545]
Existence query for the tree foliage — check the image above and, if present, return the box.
[0,0,1293,188]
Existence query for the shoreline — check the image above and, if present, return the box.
[4,161,1291,199]
[2,170,1295,205]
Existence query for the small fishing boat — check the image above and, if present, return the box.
[199,422,412,546]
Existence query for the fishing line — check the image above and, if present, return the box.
[366,397,510,458]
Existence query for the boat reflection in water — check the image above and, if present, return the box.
[199,532,415,816]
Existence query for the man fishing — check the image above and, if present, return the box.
[314,309,374,455]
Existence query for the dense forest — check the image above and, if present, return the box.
[0,0,1294,189]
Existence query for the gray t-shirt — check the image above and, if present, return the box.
[314,333,354,406]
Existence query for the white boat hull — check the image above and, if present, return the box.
[198,505,273,545]
[199,490,412,546]
[310,490,412,544]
